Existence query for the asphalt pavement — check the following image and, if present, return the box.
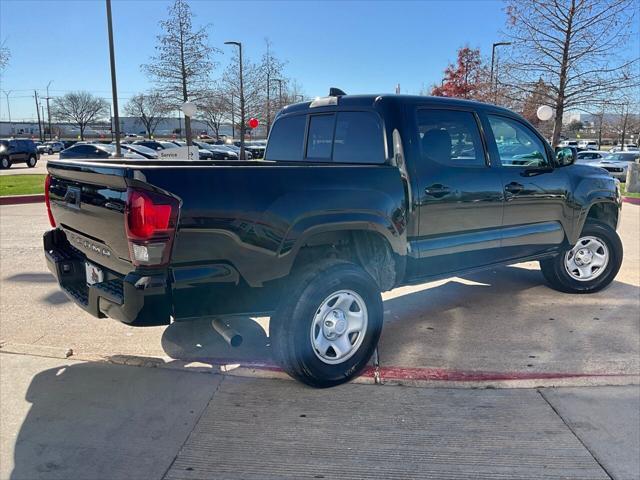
[0,153,56,176]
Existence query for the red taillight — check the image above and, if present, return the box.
[44,174,56,227]
[125,188,179,266]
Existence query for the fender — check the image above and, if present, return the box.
[569,173,621,244]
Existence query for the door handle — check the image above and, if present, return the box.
[425,184,451,198]
[505,182,524,194]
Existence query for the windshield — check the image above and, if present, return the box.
[603,153,638,162]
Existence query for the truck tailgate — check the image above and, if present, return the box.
[47,161,132,274]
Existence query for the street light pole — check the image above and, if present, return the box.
[490,42,512,104]
[225,41,245,160]
[3,90,12,135]
[46,81,53,140]
[105,0,122,157]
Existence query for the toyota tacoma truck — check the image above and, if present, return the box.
[43,92,623,387]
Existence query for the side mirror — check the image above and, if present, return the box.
[555,146,576,167]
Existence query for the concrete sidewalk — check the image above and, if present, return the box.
[2,352,638,480]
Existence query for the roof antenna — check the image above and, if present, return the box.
[329,87,347,97]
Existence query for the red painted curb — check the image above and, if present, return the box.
[0,194,45,205]
[183,357,634,383]
[622,196,640,205]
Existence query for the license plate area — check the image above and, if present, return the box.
[85,262,104,285]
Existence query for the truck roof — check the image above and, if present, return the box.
[281,93,516,117]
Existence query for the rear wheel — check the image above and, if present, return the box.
[271,259,383,387]
[0,157,10,169]
[27,155,37,168]
[540,220,622,293]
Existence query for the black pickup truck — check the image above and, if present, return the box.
[43,93,623,387]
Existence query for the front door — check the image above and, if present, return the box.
[407,107,504,279]
[483,114,571,260]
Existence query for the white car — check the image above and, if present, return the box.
[590,151,640,181]
[610,143,639,152]
[577,140,599,150]
[40,141,65,155]
[576,150,609,164]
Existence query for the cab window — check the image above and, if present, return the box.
[264,115,306,161]
[488,115,550,168]
[417,109,485,167]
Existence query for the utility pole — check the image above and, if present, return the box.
[34,91,43,141]
[490,42,512,104]
[225,41,245,160]
[46,81,53,140]
[105,0,122,157]
[3,90,12,135]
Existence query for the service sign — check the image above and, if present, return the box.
[158,146,197,160]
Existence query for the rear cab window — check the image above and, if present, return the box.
[416,109,486,167]
[266,110,385,164]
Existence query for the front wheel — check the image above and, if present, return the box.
[540,220,623,293]
[27,155,37,168]
[0,157,10,169]
[271,259,383,388]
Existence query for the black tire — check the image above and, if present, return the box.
[0,157,10,169]
[27,155,37,168]
[540,220,623,293]
[271,259,383,388]
[48,149,53,155]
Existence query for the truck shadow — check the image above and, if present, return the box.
[6,359,220,480]
[157,264,639,375]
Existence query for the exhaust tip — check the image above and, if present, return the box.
[211,318,243,348]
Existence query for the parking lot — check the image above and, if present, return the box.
[1,202,639,479]
[0,153,56,176]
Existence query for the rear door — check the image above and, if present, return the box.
[408,107,504,279]
[9,140,26,163]
[482,114,571,260]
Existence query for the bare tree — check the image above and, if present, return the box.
[142,0,218,144]
[124,92,169,137]
[197,92,228,140]
[258,38,287,134]
[0,39,9,71]
[221,50,263,138]
[51,92,109,140]
[503,0,639,146]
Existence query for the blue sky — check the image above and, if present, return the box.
[0,0,509,120]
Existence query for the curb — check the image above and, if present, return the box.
[622,195,640,205]
[2,344,638,390]
[0,194,45,205]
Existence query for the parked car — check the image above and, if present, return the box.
[61,140,77,149]
[221,143,252,159]
[120,144,159,159]
[610,143,639,152]
[132,140,173,151]
[590,151,640,181]
[193,141,239,160]
[234,140,266,159]
[59,143,144,160]
[40,141,65,155]
[577,140,599,150]
[576,150,609,163]
[558,140,579,148]
[0,138,39,169]
[44,92,623,387]
[168,140,216,160]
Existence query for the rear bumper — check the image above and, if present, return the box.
[43,229,171,326]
